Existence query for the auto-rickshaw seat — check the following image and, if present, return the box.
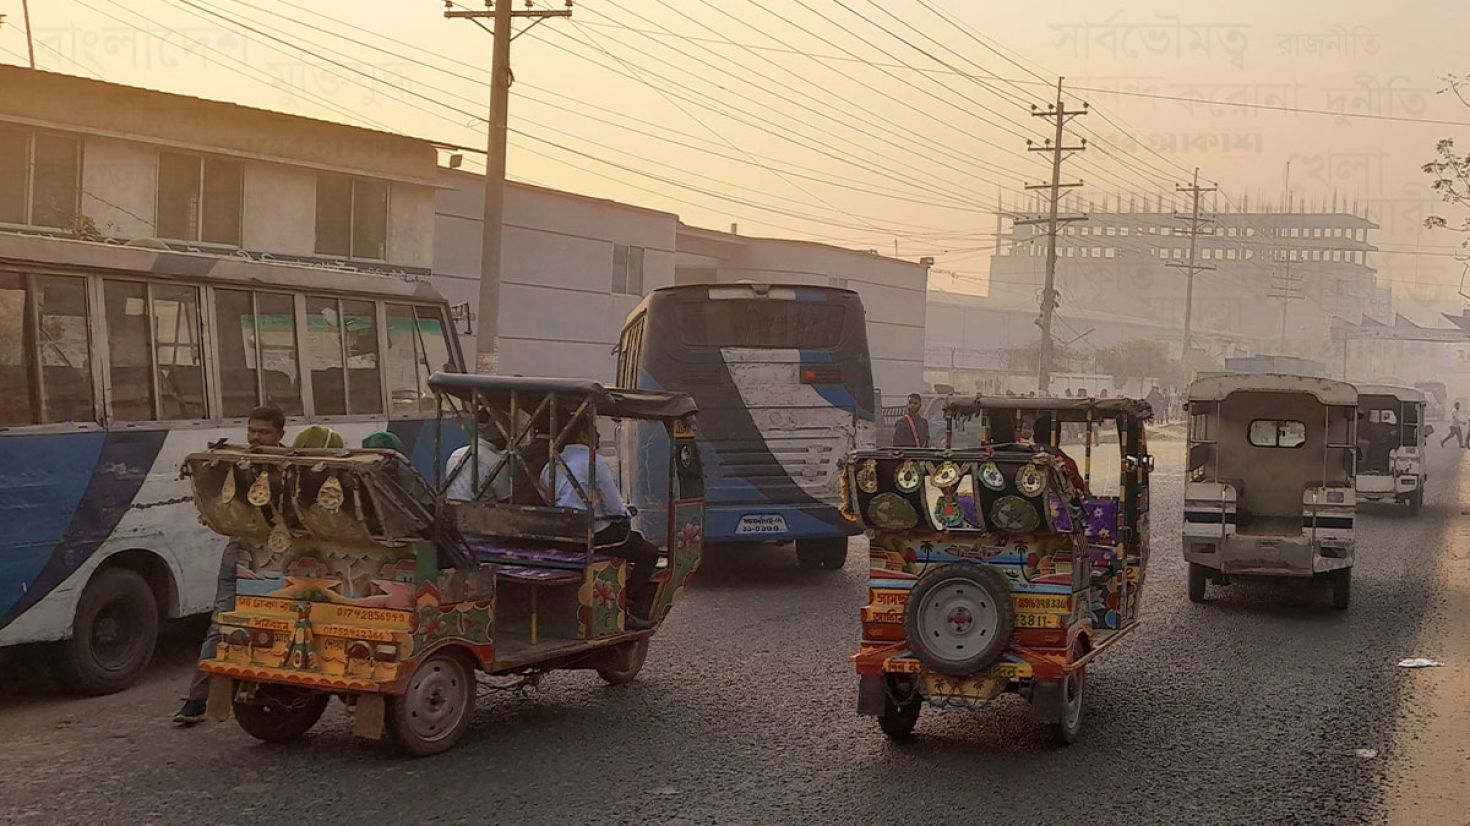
[465,539,613,571]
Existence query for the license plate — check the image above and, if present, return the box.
[735,514,789,535]
[1015,612,1064,629]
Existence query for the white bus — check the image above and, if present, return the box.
[0,235,463,693]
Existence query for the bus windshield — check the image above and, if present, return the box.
[676,300,845,349]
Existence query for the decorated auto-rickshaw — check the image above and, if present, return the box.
[1183,374,1357,608]
[846,396,1153,744]
[1354,384,1428,515]
[185,375,704,755]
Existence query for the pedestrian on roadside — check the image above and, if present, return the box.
[893,393,931,448]
[172,406,286,725]
[1442,402,1467,448]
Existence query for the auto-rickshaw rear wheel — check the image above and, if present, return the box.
[1331,568,1352,610]
[1048,647,1087,746]
[597,637,650,685]
[233,686,330,743]
[877,676,921,740]
[388,652,475,756]
[1187,563,1208,603]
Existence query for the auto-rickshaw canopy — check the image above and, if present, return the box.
[428,373,697,421]
[1188,374,1357,407]
[945,395,1153,422]
[1354,384,1424,404]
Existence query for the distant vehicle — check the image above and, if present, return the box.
[0,253,463,693]
[1184,374,1358,609]
[1355,385,1428,514]
[616,283,874,570]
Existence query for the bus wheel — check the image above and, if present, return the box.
[388,653,475,756]
[234,687,330,743]
[796,538,849,570]
[57,568,159,695]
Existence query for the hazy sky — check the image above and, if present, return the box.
[2,0,1466,320]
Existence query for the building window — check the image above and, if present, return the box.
[0,273,94,426]
[157,151,243,245]
[0,126,80,229]
[315,173,388,260]
[612,243,645,296]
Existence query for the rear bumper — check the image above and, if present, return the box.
[1185,536,1353,575]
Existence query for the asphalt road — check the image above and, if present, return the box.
[0,439,1462,826]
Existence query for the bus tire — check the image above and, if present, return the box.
[234,687,330,743]
[796,538,849,570]
[56,568,159,695]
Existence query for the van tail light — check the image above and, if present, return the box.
[801,365,842,384]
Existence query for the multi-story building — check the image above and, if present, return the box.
[986,201,1383,364]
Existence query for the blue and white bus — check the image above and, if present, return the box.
[0,234,463,693]
[615,283,875,569]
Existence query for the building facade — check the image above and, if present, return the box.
[434,176,931,395]
[986,202,1385,364]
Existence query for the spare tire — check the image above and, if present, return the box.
[904,563,1014,676]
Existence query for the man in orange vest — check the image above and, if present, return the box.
[893,393,931,448]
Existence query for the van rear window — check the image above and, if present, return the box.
[676,300,845,349]
[1248,419,1306,448]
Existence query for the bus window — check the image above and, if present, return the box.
[413,307,450,414]
[0,273,93,426]
[344,299,383,415]
[152,284,206,419]
[676,300,845,349]
[214,289,303,418]
[385,303,418,415]
[306,296,346,416]
[104,280,154,421]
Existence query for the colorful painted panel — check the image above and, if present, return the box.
[650,499,704,622]
[578,559,628,639]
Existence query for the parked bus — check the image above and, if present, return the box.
[615,283,875,570]
[0,236,463,693]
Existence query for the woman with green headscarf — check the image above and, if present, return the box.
[292,425,344,449]
[362,431,407,455]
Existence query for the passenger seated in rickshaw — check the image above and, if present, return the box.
[446,409,548,506]
[1029,415,1090,497]
[541,417,660,627]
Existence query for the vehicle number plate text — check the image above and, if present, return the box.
[736,514,789,535]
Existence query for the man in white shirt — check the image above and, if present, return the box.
[446,413,516,502]
[541,417,660,626]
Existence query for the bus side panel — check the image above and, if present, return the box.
[0,431,111,639]
[0,417,459,647]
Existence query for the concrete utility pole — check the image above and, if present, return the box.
[1014,78,1088,394]
[1167,168,1217,363]
[445,0,571,375]
[1269,266,1304,354]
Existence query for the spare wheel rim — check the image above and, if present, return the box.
[915,577,1000,667]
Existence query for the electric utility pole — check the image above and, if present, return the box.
[1166,169,1217,363]
[445,0,571,374]
[1014,78,1088,394]
[1268,265,1304,354]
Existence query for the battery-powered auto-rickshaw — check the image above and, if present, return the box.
[1183,374,1358,608]
[1355,384,1428,514]
[186,375,704,755]
[847,395,1153,744]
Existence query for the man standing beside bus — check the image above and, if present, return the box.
[893,393,930,448]
[173,406,285,726]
